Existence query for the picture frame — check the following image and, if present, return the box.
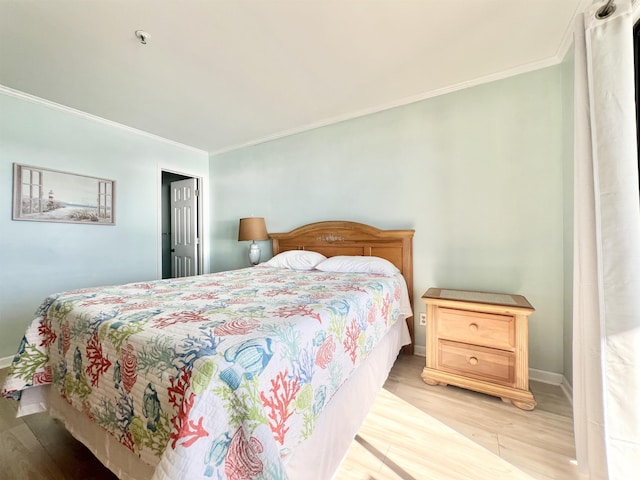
[12,163,116,225]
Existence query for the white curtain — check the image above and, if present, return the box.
[573,0,640,478]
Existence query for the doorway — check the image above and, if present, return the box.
[161,170,203,279]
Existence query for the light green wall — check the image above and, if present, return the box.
[210,66,567,374]
[562,51,575,386]
[0,90,209,360]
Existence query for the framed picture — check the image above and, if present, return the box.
[12,163,115,225]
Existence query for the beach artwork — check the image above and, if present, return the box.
[12,164,115,225]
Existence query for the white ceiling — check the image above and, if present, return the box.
[0,0,590,154]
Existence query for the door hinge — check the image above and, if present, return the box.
[195,189,200,196]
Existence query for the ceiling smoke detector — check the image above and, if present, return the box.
[135,30,150,45]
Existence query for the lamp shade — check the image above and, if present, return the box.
[238,217,268,241]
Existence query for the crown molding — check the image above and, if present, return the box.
[210,54,562,157]
[0,85,207,155]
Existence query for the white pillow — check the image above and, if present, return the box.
[315,256,400,275]
[263,250,327,270]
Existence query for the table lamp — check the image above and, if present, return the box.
[238,217,268,265]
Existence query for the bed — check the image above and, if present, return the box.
[1,221,414,480]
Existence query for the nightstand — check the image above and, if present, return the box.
[421,288,536,410]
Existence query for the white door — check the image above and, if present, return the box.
[170,178,198,277]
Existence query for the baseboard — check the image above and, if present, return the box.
[529,368,564,386]
[413,345,426,357]
[0,355,13,369]
[560,375,573,406]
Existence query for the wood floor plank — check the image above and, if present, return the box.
[343,354,580,480]
[22,412,117,480]
[338,437,386,479]
[529,381,574,418]
[497,433,583,480]
[343,388,534,480]
[0,423,67,480]
[383,379,503,455]
[0,396,21,433]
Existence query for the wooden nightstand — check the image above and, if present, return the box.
[421,288,536,410]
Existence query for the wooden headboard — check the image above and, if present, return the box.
[270,221,415,354]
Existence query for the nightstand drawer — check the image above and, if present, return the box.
[437,307,515,350]
[438,340,515,386]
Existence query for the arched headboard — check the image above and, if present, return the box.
[270,221,415,354]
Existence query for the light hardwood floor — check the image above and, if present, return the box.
[338,355,580,480]
[0,355,580,480]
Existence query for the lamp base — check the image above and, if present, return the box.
[248,242,261,266]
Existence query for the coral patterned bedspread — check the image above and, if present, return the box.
[1,266,411,480]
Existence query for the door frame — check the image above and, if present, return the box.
[158,167,207,279]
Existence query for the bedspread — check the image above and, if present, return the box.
[2,267,411,479]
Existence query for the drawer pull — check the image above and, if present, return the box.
[468,356,479,366]
[469,323,479,332]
